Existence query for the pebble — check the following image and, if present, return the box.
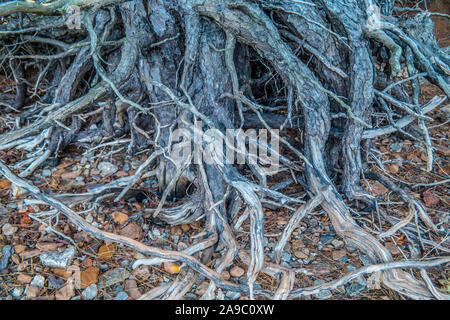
[17,274,33,284]
[281,252,292,263]
[332,249,346,261]
[114,291,129,300]
[2,223,17,236]
[12,287,23,299]
[185,293,197,300]
[81,284,98,300]
[331,239,344,249]
[123,163,130,171]
[39,246,76,269]
[47,275,64,290]
[390,143,403,152]
[42,169,52,177]
[120,260,130,268]
[347,246,358,253]
[216,289,225,300]
[346,282,366,297]
[30,274,45,289]
[25,285,40,298]
[99,268,130,288]
[226,291,241,299]
[294,250,308,260]
[100,263,109,272]
[230,266,245,278]
[319,232,335,245]
[98,161,118,176]
[1,245,13,270]
[125,279,142,299]
[315,290,333,300]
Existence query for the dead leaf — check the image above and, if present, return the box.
[98,243,116,259]
[53,268,73,279]
[423,190,440,206]
[81,266,99,289]
[115,171,129,177]
[0,179,11,189]
[112,211,129,225]
[386,164,399,174]
[370,182,388,196]
[60,170,82,180]
[119,222,141,240]
[163,262,181,274]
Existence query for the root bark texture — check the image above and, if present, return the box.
[0,0,449,300]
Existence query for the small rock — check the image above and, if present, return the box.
[152,228,161,238]
[1,245,13,269]
[319,232,335,245]
[185,293,197,299]
[226,291,241,299]
[230,266,245,278]
[390,143,403,152]
[47,275,65,290]
[81,284,98,300]
[42,169,52,177]
[119,222,141,240]
[30,274,45,289]
[17,274,33,284]
[114,291,129,300]
[25,285,40,298]
[331,239,344,249]
[332,249,346,261]
[39,246,76,269]
[347,246,358,253]
[12,287,23,299]
[120,260,130,268]
[132,265,150,279]
[55,283,75,300]
[125,279,141,299]
[315,290,332,300]
[81,266,100,289]
[195,281,210,296]
[221,270,231,281]
[98,162,118,176]
[14,245,26,254]
[11,184,27,198]
[99,268,130,288]
[100,263,109,272]
[346,282,366,297]
[216,289,225,300]
[281,252,292,263]
[2,223,17,236]
[294,251,308,259]
[423,190,440,206]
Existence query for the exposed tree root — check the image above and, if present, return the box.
[0,0,449,300]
